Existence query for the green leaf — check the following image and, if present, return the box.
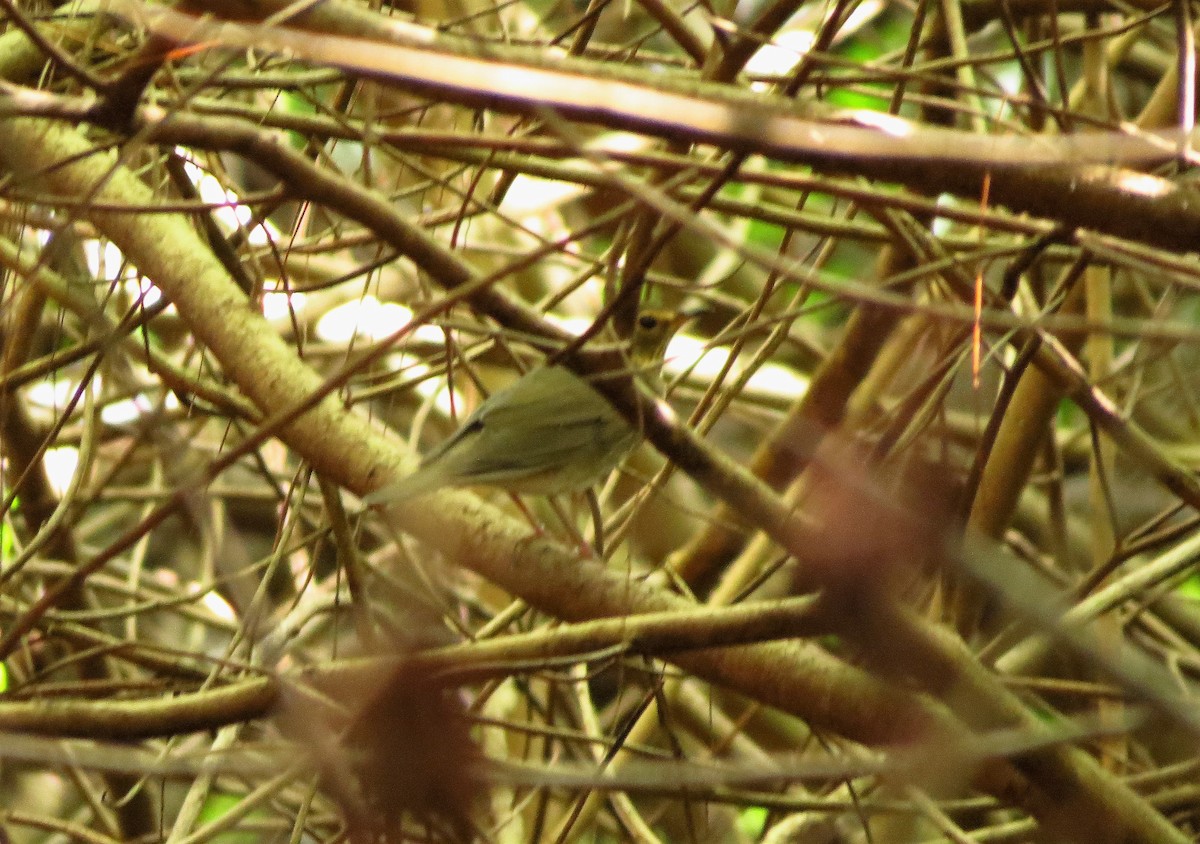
[196,794,263,844]
[738,805,769,838]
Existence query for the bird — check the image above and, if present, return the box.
[364,310,688,504]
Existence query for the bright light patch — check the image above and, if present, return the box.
[506,134,651,218]
[848,111,914,137]
[654,396,680,424]
[1115,171,1172,198]
[546,314,592,336]
[503,174,584,219]
[930,193,958,238]
[419,381,459,419]
[178,148,280,246]
[120,276,162,308]
[315,296,413,343]
[746,30,816,84]
[43,447,80,498]
[77,241,174,314]
[262,290,307,322]
[662,333,708,378]
[583,132,650,155]
[26,377,93,410]
[407,363,484,421]
[183,153,254,235]
[744,361,810,398]
[101,394,153,426]
[328,140,365,179]
[199,586,238,623]
[407,321,453,347]
[544,319,705,373]
[665,335,809,399]
[840,0,885,33]
[82,239,126,280]
[744,0,881,90]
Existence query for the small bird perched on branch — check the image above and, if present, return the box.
[365,309,689,504]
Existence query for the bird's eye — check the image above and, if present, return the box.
[638,314,659,330]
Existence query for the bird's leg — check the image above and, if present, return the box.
[506,493,543,534]
[506,494,596,558]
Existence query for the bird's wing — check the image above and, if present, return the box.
[366,367,638,501]
[433,368,635,485]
